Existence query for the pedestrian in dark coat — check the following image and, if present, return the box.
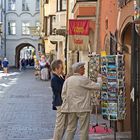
[50,59,67,140]
[2,58,9,74]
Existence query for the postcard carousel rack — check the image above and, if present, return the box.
[100,55,126,121]
[88,54,126,134]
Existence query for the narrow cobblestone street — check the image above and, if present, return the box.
[0,69,131,140]
[0,69,56,140]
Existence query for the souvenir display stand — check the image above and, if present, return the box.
[88,55,108,132]
[100,55,126,121]
[100,55,126,139]
[88,54,126,136]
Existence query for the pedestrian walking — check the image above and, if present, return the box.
[61,62,102,140]
[19,58,22,71]
[40,64,49,81]
[21,58,26,70]
[50,59,67,140]
[34,59,40,79]
[2,57,9,75]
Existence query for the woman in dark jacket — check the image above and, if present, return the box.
[51,59,66,140]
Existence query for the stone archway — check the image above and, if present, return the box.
[120,23,132,131]
[15,43,35,68]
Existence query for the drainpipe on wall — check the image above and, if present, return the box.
[4,0,6,57]
[64,0,69,74]
[0,0,3,57]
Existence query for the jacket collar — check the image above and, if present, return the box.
[73,73,82,76]
[52,72,60,77]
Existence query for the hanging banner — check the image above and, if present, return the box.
[69,19,89,51]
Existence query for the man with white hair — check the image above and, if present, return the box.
[61,61,102,140]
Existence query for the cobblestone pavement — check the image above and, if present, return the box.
[0,69,56,140]
[0,69,131,140]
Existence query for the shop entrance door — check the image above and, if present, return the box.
[131,23,140,140]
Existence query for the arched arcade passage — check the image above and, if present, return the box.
[15,43,36,68]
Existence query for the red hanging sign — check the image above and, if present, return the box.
[69,20,89,51]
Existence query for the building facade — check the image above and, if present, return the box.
[99,0,135,132]
[0,0,40,67]
[99,0,118,54]
[117,0,134,131]
[40,0,66,65]
[66,0,98,75]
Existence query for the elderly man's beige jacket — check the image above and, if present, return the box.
[61,73,101,113]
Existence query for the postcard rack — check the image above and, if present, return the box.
[100,55,126,121]
[88,55,108,132]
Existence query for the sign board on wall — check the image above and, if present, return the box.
[69,20,89,51]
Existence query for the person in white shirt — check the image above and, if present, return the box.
[61,62,102,140]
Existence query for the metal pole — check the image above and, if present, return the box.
[4,0,6,57]
[0,0,3,57]
[77,51,79,62]
[64,34,67,74]
[114,121,117,140]
[64,0,69,74]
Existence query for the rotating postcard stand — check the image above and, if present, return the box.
[88,55,108,133]
[88,54,126,138]
[101,55,126,140]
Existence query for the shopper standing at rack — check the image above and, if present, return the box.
[50,59,67,140]
[61,62,102,140]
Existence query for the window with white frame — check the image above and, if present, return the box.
[62,0,66,10]
[57,0,60,11]
[22,0,29,11]
[8,0,16,11]
[36,0,40,10]
[22,22,30,35]
[8,21,16,35]
[57,0,66,11]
